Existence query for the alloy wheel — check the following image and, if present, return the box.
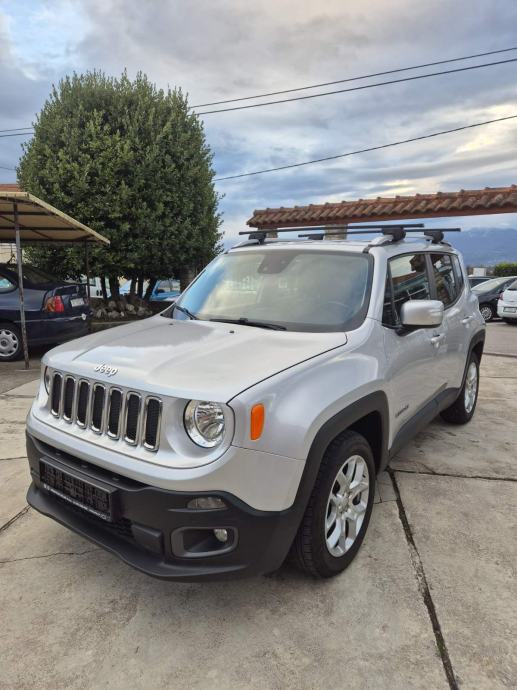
[464,361,478,414]
[324,454,370,557]
[0,328,19,359]
[479,305,493,321]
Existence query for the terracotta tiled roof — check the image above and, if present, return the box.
[247,186,517,229]
[0,183,21,192]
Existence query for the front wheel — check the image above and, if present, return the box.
[290,431,375,578]
[440,352,479,424]
[479,304,494,322]
[0,323,22,361]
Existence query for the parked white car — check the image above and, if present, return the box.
[497,279,517,323]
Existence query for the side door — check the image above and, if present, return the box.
[382,252,442,442]
[428,252,466,389]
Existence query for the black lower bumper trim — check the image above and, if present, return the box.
[26,433,301,581]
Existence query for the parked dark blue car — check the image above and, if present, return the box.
[0,263,91,361]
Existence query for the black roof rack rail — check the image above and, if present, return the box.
[361,227,461,253]
[239,223,425,245]
[236,224,460,247]
[423,229,461,243]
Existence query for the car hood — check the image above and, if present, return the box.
[44,316,347,401]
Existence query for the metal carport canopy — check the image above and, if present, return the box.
[0,191,110,369]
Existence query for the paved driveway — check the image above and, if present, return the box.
[484,320,517,356]
[1,355,516,689]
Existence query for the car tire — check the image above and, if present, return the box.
[440,352,479,425]
[479,304,494,322]
[0,322,22,361]
[290,430,375,578]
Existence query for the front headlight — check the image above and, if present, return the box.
[184,400,225,448]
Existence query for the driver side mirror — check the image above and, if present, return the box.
[400,300,444,328]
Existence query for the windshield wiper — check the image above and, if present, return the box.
[210,317,286,331]
[174,304,198,320]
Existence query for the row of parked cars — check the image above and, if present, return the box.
[469,275,517,323]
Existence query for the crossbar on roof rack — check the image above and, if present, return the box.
[237,224,461,246]
[238,223,425,237]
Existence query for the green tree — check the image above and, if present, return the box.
[494,262,517,277]
[18,70,221,297]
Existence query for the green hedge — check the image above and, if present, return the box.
[494,262,517,276]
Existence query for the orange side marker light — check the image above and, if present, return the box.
[250,404,265,440]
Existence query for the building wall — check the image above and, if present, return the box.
[0,244,16,262]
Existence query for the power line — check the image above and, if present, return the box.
[0,131,34,138]
[0,127,34,134]
[193,45,517,108]
[198,57,517,115]
[214,113,517,181]
[0,165,16,171]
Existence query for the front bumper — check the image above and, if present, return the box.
[26,433,302,581]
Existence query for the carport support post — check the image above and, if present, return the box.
[13,202,30,369]
[84,241,91,302]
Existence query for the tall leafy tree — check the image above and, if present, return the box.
[18,71,221,296]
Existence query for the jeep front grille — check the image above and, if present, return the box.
[107,389,123,438]
[51,373,62,416]
[124,393,141,445]
[76,380,90,427]
[91,384,105,433]
[49,372,161,451]
[63,376,75,421]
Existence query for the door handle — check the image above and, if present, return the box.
[461,315,473,324]
[431,333,445,347]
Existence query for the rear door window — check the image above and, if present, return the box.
[430,254,460,307]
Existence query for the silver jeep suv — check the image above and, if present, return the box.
[26,228,485,580]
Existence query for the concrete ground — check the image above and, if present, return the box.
[484,320,517,357]
[0,355,516,689]
[0,345,49,394]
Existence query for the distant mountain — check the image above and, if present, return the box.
[452,227,517,267]
[222,227,517,267]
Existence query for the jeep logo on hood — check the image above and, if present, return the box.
[94,363,118,377]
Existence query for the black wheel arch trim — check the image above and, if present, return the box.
[293,391,389,512]
[464,329,485,382]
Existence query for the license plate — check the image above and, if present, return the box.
[503,307,517,313]
[70,297,85,307]
[40,459,114,521]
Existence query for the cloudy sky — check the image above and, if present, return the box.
[1,0,517,240]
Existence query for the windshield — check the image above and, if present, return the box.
[168,249,372,332]
[508,280,517,291]
[472,277,509,293]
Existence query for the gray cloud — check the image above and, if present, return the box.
[1,0,516,234]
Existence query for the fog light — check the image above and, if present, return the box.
[214,528,228,543]
[187,496,227,510]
